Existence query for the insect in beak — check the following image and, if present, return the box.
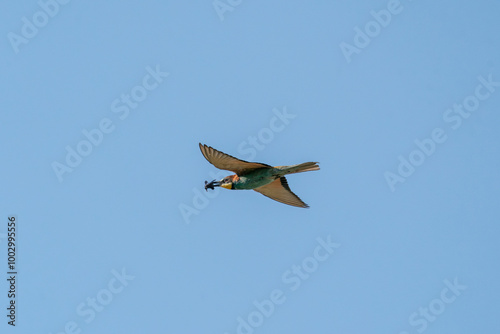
[204,179,221,191]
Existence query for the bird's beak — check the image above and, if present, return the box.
[220,181,232,189]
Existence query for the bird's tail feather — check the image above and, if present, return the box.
[276,162,320,176]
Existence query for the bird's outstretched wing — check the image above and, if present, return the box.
[253,177,309,208]
[199,143,271,175]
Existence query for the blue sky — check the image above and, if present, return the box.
[1,1,499,333]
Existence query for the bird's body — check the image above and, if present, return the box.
[228,164,318,190]
[225,168,274,190]
[199,143,319,208]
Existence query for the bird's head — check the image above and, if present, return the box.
[220,175,237,189]
[204,175,238,191]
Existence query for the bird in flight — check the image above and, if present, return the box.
[199,143,319,208]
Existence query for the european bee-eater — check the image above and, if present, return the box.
[199,143,319,208]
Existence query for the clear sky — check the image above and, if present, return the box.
[1,1,499,333]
